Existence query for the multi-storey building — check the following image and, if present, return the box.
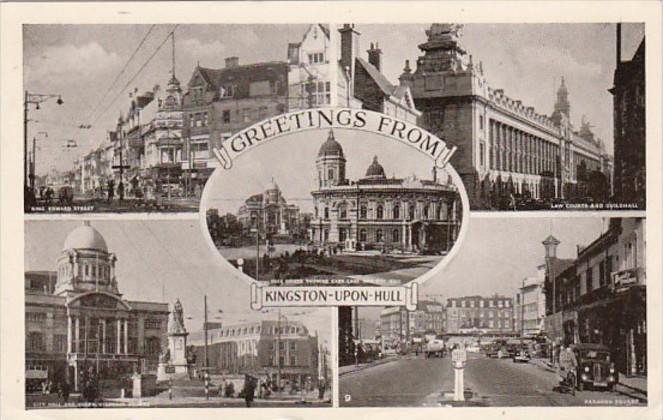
[514,265,547,337]
[610,25,645,208]
[379,300,446,348]
[339,24,420,122]
[544,218,646,376]
[287,24,332,110]
[401,24,612,209]
[181,59,289,191]
[237,179,301,238]
[188,319,321,386]
[25,222,169,392]
[310,130,461,254]
[446,295,514,334]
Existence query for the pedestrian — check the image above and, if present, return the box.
[317,378,325,400]
[244,375,256,407]
[558,344,578,393]
[107,179,115,203]
[60,380,70,404]
[118,181,125,202]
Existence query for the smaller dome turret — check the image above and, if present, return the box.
[365,156,386,179]
[317,130,344,158]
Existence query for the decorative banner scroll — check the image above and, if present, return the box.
[250,282,419,311]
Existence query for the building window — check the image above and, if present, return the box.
[392,229,400,243]
[360,205,367,219]
[53,334,67,353]
[191,142,210,159]
[408,204,415,220]
[393,205,400,219]
[220,85,234,98]
[340,206,347,219]
[423,205,429,219]
[324,207,329,219]
[26,312,47,322]
[324,229,329,241]
[339,228,346,242]
[479,115,484,130]
[359,229,367,242]
[223,110,231,124]
[376,229,383,242]
[144,319,162,330]
[26,332,44,352]
[376,205,384,219]
[328,168,334,180]
[308,52,325,64]
[586,267,593,292]
[480,142,485,167]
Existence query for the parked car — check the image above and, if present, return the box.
[572,343,618,391]
[512,344,531,363]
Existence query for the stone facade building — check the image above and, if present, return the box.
[288,24,332,110]
[379,300,446,348]
[237,179,301,238]
[445,295,514,334]
[189,320,321,386]
[610,25,645,208]
[25,223,169,391]
[514,265,547,337]
[310,130,461,253]
[402,24,612,209]
[544,218,647,376]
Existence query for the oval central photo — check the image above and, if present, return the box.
[200,127,468,287]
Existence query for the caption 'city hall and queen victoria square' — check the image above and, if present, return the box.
[204,128,463,286]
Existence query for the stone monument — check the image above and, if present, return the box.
[157,299,191,381]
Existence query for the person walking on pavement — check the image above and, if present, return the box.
[107,179,115,204]
[118,181,125,202]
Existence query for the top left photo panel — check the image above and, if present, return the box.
[23,24,333,213]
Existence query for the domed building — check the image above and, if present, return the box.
[237,179,302,238]
[25,222,169,392]
[310,130,461,253]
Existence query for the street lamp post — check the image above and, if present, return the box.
[24,91,63,195]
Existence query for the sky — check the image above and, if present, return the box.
[23,24,310,176]
[355,23,645,156]
[358,216,610,335]
[24,219,332,340]
[204,128,452,215]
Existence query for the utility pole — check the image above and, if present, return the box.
[276,308,282,389]
[204,295,209,370]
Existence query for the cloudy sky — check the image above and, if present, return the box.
[354,23,645,155]
[23,24,310,175]
[359,216,612,335]
[204,128,452,215]
[24,219,332,340]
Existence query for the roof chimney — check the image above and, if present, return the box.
[225,56,239,68]
[367,42,382,72]
[616,23,622,66]
[339,24,360,91]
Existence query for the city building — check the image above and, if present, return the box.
[339,24,420,122]
[287,24,332,110]
[310,130,461,253]
[181,59,289,190]
[610,25,646,208]
[188,320,322,386]
[446,295,514,334]
[402,24,612,209]
[544,218,646,376]
[514,265,546,337]
[237,179,302,238]
[25,222,169,391]
[379,300,446,347]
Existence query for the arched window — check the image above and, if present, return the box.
[376,229,383,242]
[408,204,415,220]
[393,204,400,219]
[339,205,347,219]
[392,229,400,243]
[376,205,384,219]
[359,229,367,242]
[360,205,367,219]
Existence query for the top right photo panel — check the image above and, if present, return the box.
[339,23,645,211]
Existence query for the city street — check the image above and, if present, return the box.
[340,353,645,407]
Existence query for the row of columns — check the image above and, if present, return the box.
[488,120,559,176]
[67,314,129,355]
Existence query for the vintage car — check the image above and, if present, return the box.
[512,344,531,363]
[424,335,446,358]
[572,343,618,391]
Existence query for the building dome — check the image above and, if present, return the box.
[63,222,108,252]
[365,156,386,178]
[317,130,344,158]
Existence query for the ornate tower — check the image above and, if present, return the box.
[553,77,571,119]
[416,23,468,73]
[316,130,346,188]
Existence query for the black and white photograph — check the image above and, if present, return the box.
[337,23,646,211]
[202,127,465,287]
[338,217,646,407]
[24,220,332,408]
[23,23,332,213]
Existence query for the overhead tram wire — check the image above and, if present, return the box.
[91,25,180,127]
[85,25,157,125]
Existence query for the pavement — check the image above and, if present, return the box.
[339,355,399,376]
[339,352,646,407]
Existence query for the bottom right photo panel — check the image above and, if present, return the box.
[339,217,646,407]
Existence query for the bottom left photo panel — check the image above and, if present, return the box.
[24,219,333,409]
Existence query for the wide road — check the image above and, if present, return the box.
[340,353,644,407]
